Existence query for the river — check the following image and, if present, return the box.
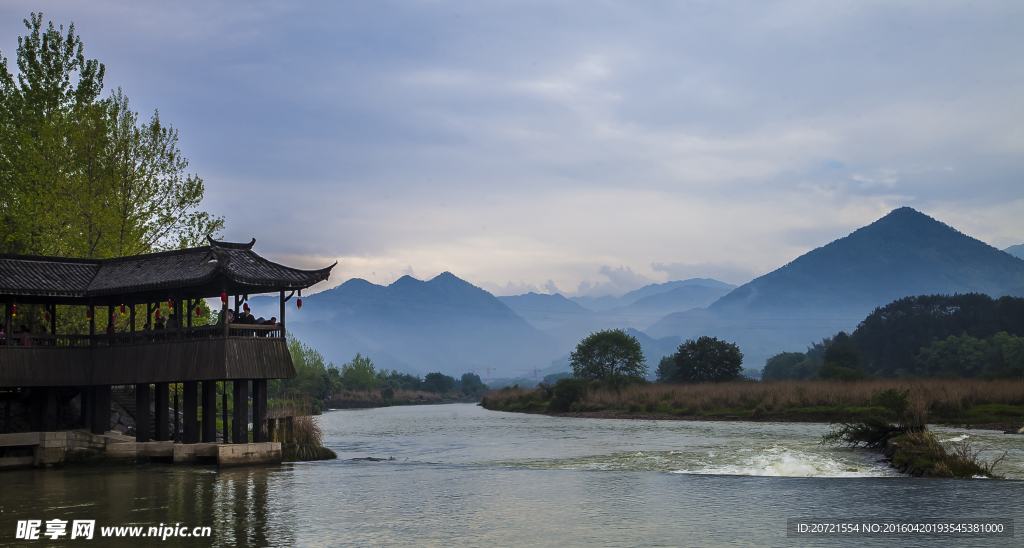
[3,403,1023,547]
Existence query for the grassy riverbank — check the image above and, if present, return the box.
[480,378,1024,429]
[326,389,481,409]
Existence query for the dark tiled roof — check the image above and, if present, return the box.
[0,240,335,299]
[0,258,98,296]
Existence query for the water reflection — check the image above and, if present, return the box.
[2,404,1022,547]
[0,465,295,547]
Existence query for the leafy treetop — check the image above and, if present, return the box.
[570,329,647,388]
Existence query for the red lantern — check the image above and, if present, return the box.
[120,304,126,314]
[297,298,302,310]
[243,302,250,310]
[195,306,202,317]
[44,312,51,322]
[86,308,93,319]
[110,315,115,324]
[11,304,16,316]
[220,293,227,305]
[155,310,161,319]
[167,299,174,308]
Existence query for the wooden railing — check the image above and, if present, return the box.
[1,323,282,349]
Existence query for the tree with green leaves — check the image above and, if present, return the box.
[459,372,486,396]
[283,336,338,408]
[761,352,807,381]
[340,353,377,392]
[570,329,647,388]
[658,336,743,383]
[423,372,456,394]
[0,13,223,258]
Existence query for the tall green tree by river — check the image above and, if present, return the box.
[0,13,223,258]
[570,329,647,388]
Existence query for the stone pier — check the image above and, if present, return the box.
[0,430,282,470]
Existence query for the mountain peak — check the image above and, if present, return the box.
[706,207,1024,316]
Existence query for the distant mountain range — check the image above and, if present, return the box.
[567,279,735,311]
[247,273,559,376]
[1007,244,1024,259]
[500,279,734,362]
[646,207,1024,367]
[248,207,1024,379]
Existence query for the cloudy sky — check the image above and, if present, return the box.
[3,1,1022,296]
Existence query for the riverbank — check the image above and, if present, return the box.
[326,389,481,409]
[480,378,1024,430]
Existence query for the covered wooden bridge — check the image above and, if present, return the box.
[0,238,334,445]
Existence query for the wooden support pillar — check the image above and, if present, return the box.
[222,384,230,443]
[80,387,93,428]
[49,304,56,343]
[183,381,199,444]
[174,294,182,339]
[154,382,170,441]
[221,285,229,337]
[201,380,217,442]
[173,386,180,442]
[252,379,268,442]
[92,385,111,435]
[233,379,248,444]
[31,387,57,432]
[187,299,193,328]
[4,297,10,347]
[135,383,151,442]
[280,291,286,338]
[88,305,95,347]
[130,299,136,339]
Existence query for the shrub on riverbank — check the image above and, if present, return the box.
[284,414,337,462]
[886,431,1006,478]
[480,378,1024,426]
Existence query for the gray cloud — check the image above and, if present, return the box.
[3,0,1022,295]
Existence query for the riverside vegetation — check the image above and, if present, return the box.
[480,377,1024,427]
[273,337,488,414]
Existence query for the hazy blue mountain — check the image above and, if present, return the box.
[646,207,1024,370]
[569,278,735,311]
[500,279,736,354]
[246,273,560,377]
[605,284,734,325]
[498,292,594,330]
[1006,244,1024,259]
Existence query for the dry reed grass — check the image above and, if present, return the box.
[328,389,446,405]
[273,395,337,461]
[484,379,1024,419]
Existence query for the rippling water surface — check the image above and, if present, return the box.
[3,404,1023,547]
